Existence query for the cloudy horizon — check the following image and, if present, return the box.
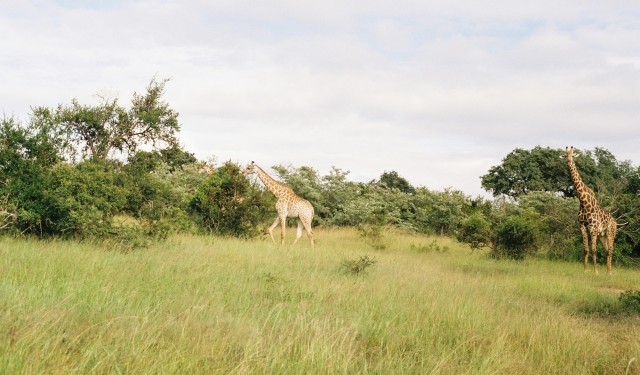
[2,0,639,196]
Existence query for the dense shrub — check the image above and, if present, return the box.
[189,161,273,237]
[457,213,493,250]
[619,290,640,314]
[494,214,539,260]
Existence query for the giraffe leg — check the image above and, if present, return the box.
[267,216,280,244]
[599,235,610,274]
[590,231,599,275]
[279,214,287,245]
[301,217,314,249]
[606,231,615,275]
[293,219,303,245]
[580,225,589,271]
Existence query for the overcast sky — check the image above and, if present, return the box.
[1,1,639,196]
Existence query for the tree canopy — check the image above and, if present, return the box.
[30,78,180,161]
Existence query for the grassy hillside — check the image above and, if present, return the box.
[0,228,638,374]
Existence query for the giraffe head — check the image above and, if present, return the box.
[564,146,576,162]
[242,161,257,177]
[198,162,213,175]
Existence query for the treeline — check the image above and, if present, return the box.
[1,80,639,264]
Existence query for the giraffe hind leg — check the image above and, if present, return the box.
[604,230,615,275]
[268,216,280,244]
[279,214,287,245]
[301,217,314,249]
[293,219,304,245]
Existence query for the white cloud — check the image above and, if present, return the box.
[1,0,639,196]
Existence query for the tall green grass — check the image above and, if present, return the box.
[0,228,638,374]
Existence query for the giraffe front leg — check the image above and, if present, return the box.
[303,220,314,249]
[279,214,287,245]
[268,216,280,244]
[590,231,599,275]
[580,226,589,271]
[606,234,614,275]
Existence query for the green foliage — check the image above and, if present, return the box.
[377,170,415,194]
[47,159,127,238]
[340,255,377,275]
[411,240,449,253]
[30,78,180,161]
[413,187,469,235]
[494,213,539,260]
[618,290,640,314]
[519,192,581,260]
[189,161,273,237]
[356,222,387,250]
[457,213,493,250]
[481,146,569,198]
[1,117,62,235]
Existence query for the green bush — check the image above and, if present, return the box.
[494,215,539,260]
[619,290,640,314]
[341,255,377,275]
[189,161,273,237]
[457,213,493,250]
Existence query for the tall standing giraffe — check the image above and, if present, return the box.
[565,146,617,274]
[242,161,314,248]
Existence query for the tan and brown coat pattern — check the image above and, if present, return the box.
[243,161,314,248]
[566,147,617,274]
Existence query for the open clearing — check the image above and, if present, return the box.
[1,228,639,374]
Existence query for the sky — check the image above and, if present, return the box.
[1,0,639,197]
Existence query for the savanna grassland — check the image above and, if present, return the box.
[1,228,639,374]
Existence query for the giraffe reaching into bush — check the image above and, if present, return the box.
[197,162,213,175]
[197,161,244,203]
[242,161,314,248]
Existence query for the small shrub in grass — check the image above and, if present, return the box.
[356,223,387,250]
[104,226,151,252]
[619,290,640,314]
[341,255,377,276]
[411,240,449,253]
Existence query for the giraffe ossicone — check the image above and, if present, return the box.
[242,161,315,248]
[565,146,617,274]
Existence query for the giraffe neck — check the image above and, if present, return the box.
[567,156,596,206]
[254,165,290,200]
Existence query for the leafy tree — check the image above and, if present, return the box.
[320,167,361,225]
[30,78,180,161]
[519,191,581,260]
[481,147,570,198]
[412,187,469,235]
[377,170,415,194]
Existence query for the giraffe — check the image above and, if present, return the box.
[197,161,213,175]
[197,161,244,202]
[565,146,617,274]
[242,161,314,248]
